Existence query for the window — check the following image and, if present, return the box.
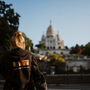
[53,47,55,49]
[58,46,61,49]
[50,40,52,43]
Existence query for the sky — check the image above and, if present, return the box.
[3,0,90,49]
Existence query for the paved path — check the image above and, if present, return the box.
[0,80,90,90]
[47,84,90,90]
[48,89,81,90]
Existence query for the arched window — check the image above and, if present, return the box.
[50,47,52,49]
[50,40,52,43]
[58,46,61,49]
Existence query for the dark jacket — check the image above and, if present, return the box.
[0,48,47,90]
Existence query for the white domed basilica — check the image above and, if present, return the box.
[36,21,70,55]
[40,20,64,49]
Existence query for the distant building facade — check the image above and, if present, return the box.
[64,56,90,72]
[39,20,64,49]
[35,21,70,55]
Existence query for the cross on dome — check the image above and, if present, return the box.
[58,31,59,35]
[50,20,52,25]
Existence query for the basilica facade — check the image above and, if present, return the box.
[35,21,70,55]
[39,21,64,49]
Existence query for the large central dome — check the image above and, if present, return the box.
[47,21,56,37]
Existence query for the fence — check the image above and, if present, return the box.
[45,65,90,74]
[42,65,90,84]
[46,74,90,85]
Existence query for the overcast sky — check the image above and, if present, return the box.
[3,0,90,48]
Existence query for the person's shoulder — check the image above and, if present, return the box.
[22,49,31,55]
[22,50,36,60]
[24,49,30,53]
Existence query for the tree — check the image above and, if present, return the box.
[74,44,80,53]
[35,44,46,49]
[0,1,20,55]
[53,58,66,66]
[80,45,85,50]
[22,33,33,51]
[70,46,75,54]
[78,49,82,54]
[47,54,66,74]
[82,42,90,56]
[47,54,66,67]
[65,46,69,49]
[70,44,82,54]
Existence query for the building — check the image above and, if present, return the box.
[39,20,64,49]
[35,21,70,55]
[65,56,90,72]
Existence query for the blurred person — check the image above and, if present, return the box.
[0,31,47,90]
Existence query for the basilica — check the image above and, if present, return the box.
[35,21,70,55]
[35,21,90,73]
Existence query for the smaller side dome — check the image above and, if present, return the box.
[42,34,46,40]
[57,34,61,41]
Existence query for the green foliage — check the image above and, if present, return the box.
[80,45,85,50]
[82,42,90,56]
[22,33,33,51]
[65,46,69,49]
[70,42,90,56]
[35,44,46,49]
[70,54,84,57]
[47,54,66,67]
[70,44,82,54]
[0,1,20,55]
[53,58,66,66]
[49,53,65,58]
